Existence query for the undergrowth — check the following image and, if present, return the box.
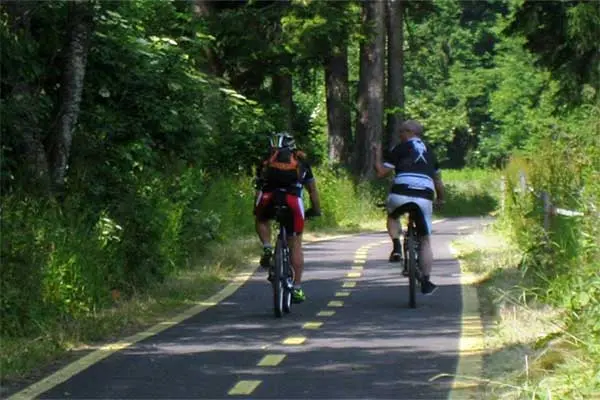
[453,112,600,398]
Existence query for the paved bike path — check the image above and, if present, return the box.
[27,217,489,399]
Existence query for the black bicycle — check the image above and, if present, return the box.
[378,202,424,308]
[400,203,424,308]
[271,191,295,318]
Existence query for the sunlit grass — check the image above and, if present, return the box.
[453,228,600,399]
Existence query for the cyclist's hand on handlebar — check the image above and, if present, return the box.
[305,208,322,219]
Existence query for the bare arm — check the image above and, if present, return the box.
[373,143,394,178]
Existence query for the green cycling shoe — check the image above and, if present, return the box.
[291,287,306,304]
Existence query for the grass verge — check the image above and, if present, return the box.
[452,224,600,399]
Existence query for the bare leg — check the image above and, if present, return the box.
[288,234,303,285]
[419,235,433,276]
[255,218,271,246]
[387,216,401,240]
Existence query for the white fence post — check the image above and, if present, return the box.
[519,170,527,195]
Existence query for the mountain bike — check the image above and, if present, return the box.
[271,191,295,318]
[400,203,424,308]
[269,190,319,318]
[378,202,424,308]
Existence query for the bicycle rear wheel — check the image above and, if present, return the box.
[407,226,417,309]
[282,248,293,314]
[273,238,284,318]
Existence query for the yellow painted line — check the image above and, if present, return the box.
[328,300,344,307]
[317,310,336,317]
[228,380,261,395]
[446,244,484,400]
[302,321,323,330]
[257,354,286,367]
[8,266,261,400]
[353,259,366,265]
[347,272,361,278]
[351,265,363,271]
[335,291,350,297]
[342,281,357,288]
[282,336,306,345]
[354,254,367,261]
[7,232,368,400]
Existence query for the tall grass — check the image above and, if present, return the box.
[467,107,600,398]
[439,168,501,217]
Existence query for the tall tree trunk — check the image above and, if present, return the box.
[192,0,223,76]
[325,45,351,165]
[386,0,404,150]
[354,1,386,179]
[45,0,93,195]
[272,72,294,133]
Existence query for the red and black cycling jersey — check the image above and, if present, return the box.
[255,151,315,197]
[383,138,440,201]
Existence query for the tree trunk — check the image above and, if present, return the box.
[272,72,294,133]
[192,0,223,76]
[386,0,404,150]
[45,0,93,195]
[354,1,386,179]
[325,45,351,165]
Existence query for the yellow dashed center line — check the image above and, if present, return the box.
[228,380,261,395]
[257,354,286,367]
[342,281,356,288]
[351,265,363,270]
[282,336,306,345]
[302,322,323,330]
[335,291,350,297]
[317,310,336,317]
[347,272,361,278]
[353,259,366,265]
[328,300,344,307]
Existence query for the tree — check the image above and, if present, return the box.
[386,0,404,150]
[325,46,351,164]
[279,1,359,165]
[45,0,94,195]
[354,0,386,179]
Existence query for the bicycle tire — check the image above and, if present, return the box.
[407,225,417,309]
[273,237,284,318]
[282,247,292,314]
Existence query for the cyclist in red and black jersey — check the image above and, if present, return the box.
[254,132,322,303]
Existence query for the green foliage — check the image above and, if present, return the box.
[438,168,501,217]
[499,103,600,397]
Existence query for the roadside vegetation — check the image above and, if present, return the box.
[1,0,597,394]
[453,105,599,398]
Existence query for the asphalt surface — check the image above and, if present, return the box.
[33,217,490,399]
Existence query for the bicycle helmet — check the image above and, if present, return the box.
[270,132,296,150]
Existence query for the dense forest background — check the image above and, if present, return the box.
[1,0,598,395]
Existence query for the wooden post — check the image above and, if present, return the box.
[500,176,506,212]
[519,170,527,195]
[541,191,551,231]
